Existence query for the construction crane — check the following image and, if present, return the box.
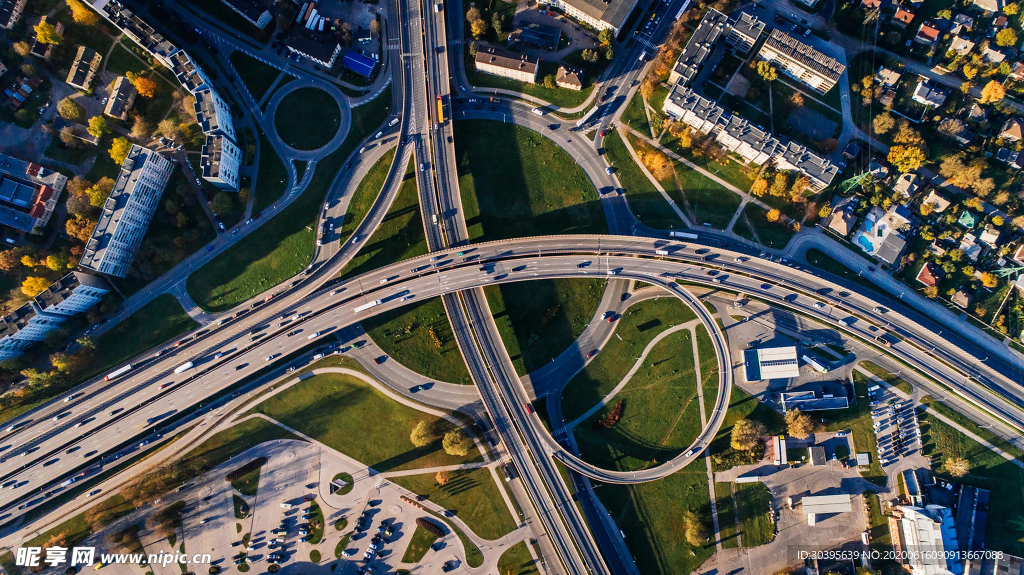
[839,171,873,194]
[995,264,1024,278]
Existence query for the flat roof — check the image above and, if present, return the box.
[560,0,639,29]
[757,346,800,379]
[809,445,826,466]
[342,50,377,77]
[802,494,853,514]
[762,29,845,84]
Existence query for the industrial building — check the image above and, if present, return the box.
[801,494,853,525]
[756,29,846,94]
[0,272,110,361]
[79,145,175,278]
[474,44,539,84]
[743,345,801,381]
[890,505,962,575]
[0,153,67,233]
[780,390,850,411]
[287,32,343,68]
[342,51,378,79]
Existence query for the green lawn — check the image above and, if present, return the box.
[660,132,756,193]
[709,385,785,471]
[105,41,156,77]
[926,402,1024,461]
[574,329,702,472]
[597,468,715,575]
[621,92,650,135]
[400,526,438,563]
[308,501,325,544]
[695,325,720,417]
[714,483,739,548]
[247,371,478,472]
[230,467,261,497]
[252,130,289,214]
[835,374,888,485]
[464,62,595,109]
[484,279,606,376]
[274,88,342,151]
[734,482,774,547]
[391,468,517,540]
[233,494,249,519]
[187,88,391,311]
[343,159,425,278]
[497,541,539,575]
[859,361,912,395]
[337,148,396,246]
[919,410,1024,555]
[362,297,473,385]
[805,248,883,295]
[737,203,795,249]
[82,294,198,382]
[606,131,685,230]
[561,297,697,422]
[230,51,283,102]
[669,160,742,229]
[455,120,607,242]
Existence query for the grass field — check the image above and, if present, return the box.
[252,130,289,214]
[336,148,396,247]
[597,468,715,575]
[455,120,607,242]
[274,88,341,151]
[247,371,478,472]
[669,161,742,229]
[362,297,473,385]
[621,92,650,135]
[714,482,739,548]
[709,385,785,471]
[83,295,198,381]
[607,131,685,230]
[832,374,887,485]
[464,63,594,109]
[695,325,720,417]
[497,542,539,575]
[919,409,1024,555]
[400,526,438,563]
[859,361,912,395]
[230,467,260,497]
[230,52,283,102]
[343,159,425,278]
[737,204,795,249]
[660,133,756,193]
[561,297,697,423]
[390,468,517,540]
[484,279,606,376]
[574,329,702,472]
[734,482,774,547]
[187,88,391,311]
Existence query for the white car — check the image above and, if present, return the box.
[380,278,390,284]
[814,302,826,309]
[359,146,368,154]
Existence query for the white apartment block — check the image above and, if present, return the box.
[79,145,175,278]
[194,88,237,143]
[474,44,539,84]
[0,0,27,29]
[757,29,845,94]
[201,134,243,192]
[546,0,639,33]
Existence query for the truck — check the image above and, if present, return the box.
[353,300,383,313]
[436,94,446,124]
[264,293,275,303]
[655,249,669,255]
[669,231,699,239]
[801,355,830,373]
[104,364,133,381]
[875,334,891,347]
[173,362,194,374]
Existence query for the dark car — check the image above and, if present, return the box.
[374,355,387,365]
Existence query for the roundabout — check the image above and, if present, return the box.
[265,81,353,160]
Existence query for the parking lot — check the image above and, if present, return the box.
[869,387,922,467]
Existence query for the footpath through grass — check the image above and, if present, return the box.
[561,297,697,422]
[273,88,343,151]
[574,329,701,472]
[247,371,478,472]
[363,297,472,385]
[497,541,539,575]
[187,88,391,311]
[390,467,517,540]
[230,51,282,102]
[485,279,606,376]
[607,131,684,230]
[455,120,606,242]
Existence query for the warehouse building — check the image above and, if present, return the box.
[744,345,801,381]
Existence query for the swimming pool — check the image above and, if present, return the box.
[857,235,875,252]
[864,219,874,232]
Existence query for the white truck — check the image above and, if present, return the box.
[173,362,194,374]
[669,231,699,239]
[104,364,133,381]
[353,300,383,313]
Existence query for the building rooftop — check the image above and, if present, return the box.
[877,66,902,87]
[193,89,229,135]
[730,11,765,42]
[756,346,800,380]
[220,0,272,26]
[510,23,561,49]
[559,0,638,30]
[287,30,342,65]
[98,1,177,62]
[556,65,585,89]
[0,153,64,232]
[104,76,136,120]
[762,29,845,84]
[342,50,377,78]
[66,46,100,89]
[170,50,207,92]
[671,9,729,86]
[802,494,854,514]
[200,134,234,181]
[0,0,24,28]
[916,262,943,287]
[914,81,947,107]
[474,44,539,75]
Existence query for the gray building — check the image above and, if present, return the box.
[170,50,212,93]
[104,76,137,121]
[66,46,102,91]
[0,154,67,233]
[0,0,26,29]
[547,0,640,33]
[79,145,175,278]
[757,29,845,93]
[194,88,237,144]
[200,134,243,192]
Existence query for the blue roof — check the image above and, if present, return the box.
[343,51,377,78]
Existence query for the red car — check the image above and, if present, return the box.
[600,129,608,137]
[525,403,534,414]
[587,349,599,358]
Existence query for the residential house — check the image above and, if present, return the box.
[893,173,919,197]
[983,46,1006,63]
[967,102,987,121]
[1000,118,1023,142]
[914,23,940,45]
[912,81,946,107]
[980,224,1002,248]
[861,0,881,8]
[952,287,973,308]
[825,210,856,237]
[923,190,950,213]
[66,46,102,91]
[916,262,944,287]
[29,16,63,61]
[1009,61,1024,81]
[877,66,902,88]
[555,66,585,90]
[1012,243,1024,263]
[951,13,974,34]
[103,76,137,121]
[948,36,975,56]
[960,232,983,261]
[993,14,1008,27]
[879,89,897,107]
[997,147,1024,169]
[959,210,979,228]
[893,8,915,27]
[972,0,1001,12]
[929,241,948,257]
[843,142,862,160]
[0,0,26,29]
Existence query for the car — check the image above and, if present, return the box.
[375,355,387,364]
[760,283,771,290]
[352,235,361,243]
[814,302,826,309]
[587,349,599,358]
[605,167,614,175]
[600,129,608,137]
[342,549,355,557]
[380,277,390,284]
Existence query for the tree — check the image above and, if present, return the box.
[640,77,656,100]
[211,192,233,215]
[785,409,816,439]
[66,216,97,242]
[819,203,832,219]
[598,29,614,45]
[442,429,472,456]
[87,116,108,139]
[756,61,778,82]
[13,41,31,56]
[937,118,965,138]
[944,456,969,477]
[750,178,768,197]
[766,208,781,222]
[21,276,51,297]
[20,254,37,268]
[410,421,432,447]
[467,8,487,38]
[34,21,63,45]
[369,18,381,35]
[435,470,451,485]
[682,510,709,546]
[582,49,599,63]
[59,126,77,147]
[0,249,20,272]
[543,74,557,89]
[730,418,767,451]
[1006,1,1020,13]
[871,112,896,136]
[45,253,70,271]
[67,0,99,25]
[57,97,85,123]
[639,149,673,180]
[109,137,131,165]
[491,12,503,35]
[996,28,1018,47]
[605,47,614,60]
[888,145,926,172]
[131,116,153,139]
[980,81,1005,104]
[133,77,157,98]
[981,272,998,288]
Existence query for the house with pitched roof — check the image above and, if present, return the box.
[916,262,943,287]
[1000,118,1023,142]
[914,23,940,45]
[893,7,915,27]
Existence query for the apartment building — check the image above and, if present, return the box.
[66,46,102,91]
[668,10,764,85]
[546,0,639,34]
[757,29,845,93]
[194,88,237,144]
[0,0,26,29]
[474,44,539,84]
[0,154,67,233]
[104,76,138,121]
[170,50,212,93]
[200,134,242,192]
[79,145,175,278]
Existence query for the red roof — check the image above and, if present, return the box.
[861,0,882,8]
[894,8,914,24]
[916,24,940,41]
[916,262,943,287]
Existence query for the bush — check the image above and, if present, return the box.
[415,517,444,538]
[225,457,266,482]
